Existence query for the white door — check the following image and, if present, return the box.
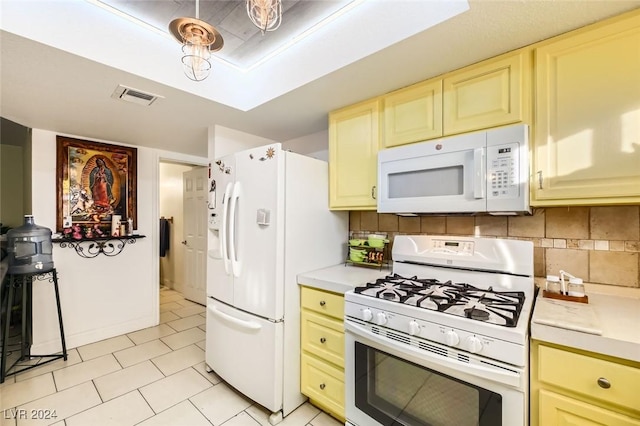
[182,167,207,305]
[206,155,235,305]
[232,145,284,320]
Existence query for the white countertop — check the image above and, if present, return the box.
[531,283,640,362]
[297,263,391,294]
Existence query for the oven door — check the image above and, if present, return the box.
[377,131,487,214]
[344,322,526,426]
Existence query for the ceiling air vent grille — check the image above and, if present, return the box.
[111,85,163,106]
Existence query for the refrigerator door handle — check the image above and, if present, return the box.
[221,182,233,275]
[208,304,262,331]
[229,181,242,278]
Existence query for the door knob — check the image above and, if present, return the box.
[181,240,187,245]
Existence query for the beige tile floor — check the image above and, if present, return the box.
[0,287,342,426]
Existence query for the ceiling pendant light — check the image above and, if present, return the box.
[169,0,224,82]
[246,0,282,34]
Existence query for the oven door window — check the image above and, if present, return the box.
[354,342,501,426]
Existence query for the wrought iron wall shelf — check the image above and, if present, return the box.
[52,235,146,258]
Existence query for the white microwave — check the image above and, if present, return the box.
[377,124,530,215]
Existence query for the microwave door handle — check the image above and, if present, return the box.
[473,148,486,199]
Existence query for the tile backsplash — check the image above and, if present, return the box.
[349,206,640,288]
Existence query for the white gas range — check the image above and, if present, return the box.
[344,235,534,426]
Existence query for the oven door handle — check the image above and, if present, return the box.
[345,322,522,388]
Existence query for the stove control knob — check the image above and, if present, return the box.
[408,320,420,336]
[361,309,373,322]
[445,330,459,346]
[375,312,388,326]
[467,336,483,353]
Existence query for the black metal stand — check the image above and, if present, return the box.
[1,269,67,383]
[52,235,145,258]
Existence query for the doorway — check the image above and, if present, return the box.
[158,161,207,305]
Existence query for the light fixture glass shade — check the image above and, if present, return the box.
[247,0,282,34]
[181,39,212,82]
[169,17,224,82]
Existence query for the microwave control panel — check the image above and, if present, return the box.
[487,142,519,199]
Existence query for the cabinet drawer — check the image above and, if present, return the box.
[301,310,344,368]
[301,353,345,417]
[539,389,640,426]
[538,345,640,412]
[301,287,344,320]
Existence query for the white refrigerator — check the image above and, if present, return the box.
[205,143,348,424]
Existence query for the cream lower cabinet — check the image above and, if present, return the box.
[442,48,531,136]
[329,98,380,210]
[531,340,640,426]
[532,10,640,206]
[382,78,443,148]
[300,286,345,422]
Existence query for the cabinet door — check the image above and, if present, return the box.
[301,353,345,421]
[383,79,443,147]
[301,310,345,368]
[443,49,531,136]
[532,11,640,205]
[539,390,640,426]
[329,99,380,210]
[301,286,344,320]
[538,344,640,413]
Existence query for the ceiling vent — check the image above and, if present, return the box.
[111,85,163,106]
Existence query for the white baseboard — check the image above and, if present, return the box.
[30,315,157,354]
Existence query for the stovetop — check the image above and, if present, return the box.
[354,273,525,327]
[344,236,534,366]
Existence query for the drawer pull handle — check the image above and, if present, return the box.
[320,337,326,344]
[597,377,611,389]
[319,301,326,306]
[319,383,326,390]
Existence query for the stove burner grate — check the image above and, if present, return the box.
[354,274,525,327]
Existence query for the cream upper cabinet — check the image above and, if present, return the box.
[532,11,640,206]
[382,78,443,148]
[443,49,531,136]
[531,340,640,426]
[329,98,380,210]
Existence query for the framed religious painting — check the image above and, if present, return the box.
[56,136,137,235]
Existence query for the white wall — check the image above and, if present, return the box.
[282,129,329,162]
[210,125,329,162]
[29,128,207,353]
[212,125,277,159]
[159,162,193,291]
